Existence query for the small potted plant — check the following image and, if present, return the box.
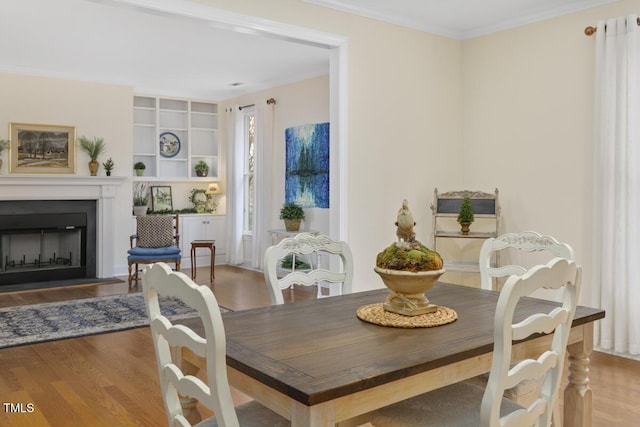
[0,139,9,170]
[457,196,475,235]
[280,202,305,232]
[133,183,149,216]
[134,161,146,176]
[102,157,114,176]
[194,160,209,177]
[78,136,106,176]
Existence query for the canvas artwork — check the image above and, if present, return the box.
[285,122,330,208]
[9,123,76,174]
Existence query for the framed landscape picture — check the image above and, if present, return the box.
[151,186,173,212]
[9,123,76,174]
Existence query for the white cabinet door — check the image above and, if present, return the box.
[180,215,227,266]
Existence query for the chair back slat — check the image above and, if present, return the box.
[264,233,354,305]
[479,231,574,290]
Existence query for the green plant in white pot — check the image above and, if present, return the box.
[133,183,149,216]
[280,202,305,232]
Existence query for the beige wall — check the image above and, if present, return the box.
[222,75,330,266]
[0,2,463,289]
[3,0,630,297]
[461,0,638,304]
[223,74,331,235]
[208,0,637,299]
[201,0,464,291]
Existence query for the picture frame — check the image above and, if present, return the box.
[9,123,76,174]
[151,186,173,212]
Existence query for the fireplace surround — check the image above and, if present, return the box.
[0,175,126,289]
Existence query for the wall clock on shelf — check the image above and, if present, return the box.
[159,131,181,158]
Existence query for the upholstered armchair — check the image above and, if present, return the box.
[127,215,181,287]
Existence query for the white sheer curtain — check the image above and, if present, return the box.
[592,15,640,356]
[226,105,244,265]
[250,101,274,270]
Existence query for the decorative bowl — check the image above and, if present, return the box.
[374,267,445,316]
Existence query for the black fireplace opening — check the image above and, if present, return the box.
[0,200,97,287]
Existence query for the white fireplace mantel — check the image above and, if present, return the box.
[0,175,128,278]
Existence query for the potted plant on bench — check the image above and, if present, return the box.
[457,196,475,235]
[280,202,305,232]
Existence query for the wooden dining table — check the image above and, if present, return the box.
[177,282,605,427]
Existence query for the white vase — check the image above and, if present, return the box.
[133,205,147,216]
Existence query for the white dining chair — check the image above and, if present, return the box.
[371,257,581,427]
[474,231,576,406]
[479,230,574,291]
[263,233,354,305]
[142,262,289,427]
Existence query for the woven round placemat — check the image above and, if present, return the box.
[356,303,458,328]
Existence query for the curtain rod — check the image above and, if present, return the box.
[585,16,640,36]
[238,99,277,110]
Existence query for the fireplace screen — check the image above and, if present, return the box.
[2,228,82,274]
[0,207,92,287]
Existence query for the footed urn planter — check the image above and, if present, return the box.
[460,222,471,235]
[375,267,445,316]
[374,199,446,317]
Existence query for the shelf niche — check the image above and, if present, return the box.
[133,95,219,181]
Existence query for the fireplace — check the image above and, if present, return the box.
[0,175,125,286]
[0,200,97,286]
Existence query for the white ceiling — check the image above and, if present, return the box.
[0,0,617,100]
[0,0,332,100]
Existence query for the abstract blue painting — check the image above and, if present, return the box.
[285,122,330,208]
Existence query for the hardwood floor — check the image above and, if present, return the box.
[0,265,638,426]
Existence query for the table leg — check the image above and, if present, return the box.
[291,399,335,427]
[564,323,594,427]
[210,245,215,281]
[191,246,196,280]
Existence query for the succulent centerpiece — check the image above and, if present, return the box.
[375,199,445,316]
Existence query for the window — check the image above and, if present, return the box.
[242,109,255,233]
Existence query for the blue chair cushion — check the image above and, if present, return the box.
[128,245,181,261]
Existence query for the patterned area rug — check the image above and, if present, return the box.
[0,293,229,349]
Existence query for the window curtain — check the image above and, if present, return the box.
[592,15,640,355]
[226,105,244,265]
[250,101,274,270]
